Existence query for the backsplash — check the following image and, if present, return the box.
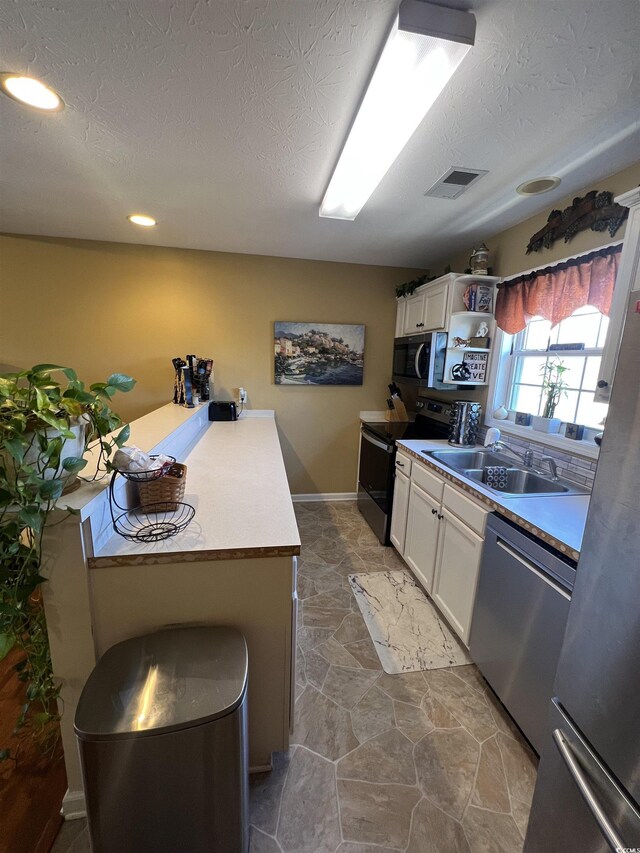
[476,427,597,490]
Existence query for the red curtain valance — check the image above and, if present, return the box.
[495,244,622,335]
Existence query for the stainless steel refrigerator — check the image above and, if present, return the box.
[525,289,640,851]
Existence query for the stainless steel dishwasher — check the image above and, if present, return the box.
[469,513,576,755]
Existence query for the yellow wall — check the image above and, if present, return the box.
[447,161,639,278]
[0,234,423,494]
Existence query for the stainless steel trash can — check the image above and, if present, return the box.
[74,626,248,853]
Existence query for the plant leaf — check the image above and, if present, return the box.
[62,456,87,474]
[2,438,25,464]
[39,479,64,500]
[0,633,16,661]
[29,364,66,375]
[114,424,130,448]
[106,374,136,393]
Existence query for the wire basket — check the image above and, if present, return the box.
[112,501,195,542]
[138,463,187,508]
[113,455,176,483]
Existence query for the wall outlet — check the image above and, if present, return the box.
[238,387,247,403]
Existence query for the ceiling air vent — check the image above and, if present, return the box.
[424,167,488,199]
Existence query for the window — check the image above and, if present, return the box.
[507,306,609,429]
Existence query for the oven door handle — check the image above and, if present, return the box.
[360,429,393,453]
[414,343,425,379]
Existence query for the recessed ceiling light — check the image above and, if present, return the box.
[127,214,157,227]
[0,72,64,111]
[516,177,561,196]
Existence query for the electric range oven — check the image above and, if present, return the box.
[357,399,453,545]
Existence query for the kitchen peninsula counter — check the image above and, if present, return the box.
[90,415,300,566]
[41,404,300,818]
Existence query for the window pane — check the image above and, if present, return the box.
[511,384,543,415]
[553,389,579,423]
[555,311,601,348]
[582,356,601,391]
[559,357,586,390]
[515,355,548,385]
[523,318,552,350]
[576,393,609,429]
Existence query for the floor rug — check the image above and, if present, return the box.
[349,569,471,674]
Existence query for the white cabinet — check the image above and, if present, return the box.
[404,482,441,594]
[390,454,490,645]
[595,187,640,402]
[390,469,410,553]
[403,292,426,334]
[395,298,406,338]
[423,280,448,331]
[432,507,485,645]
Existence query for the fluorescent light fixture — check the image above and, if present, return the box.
[0,72,64,111]
[320,0,475,221]
[127,214,157,227]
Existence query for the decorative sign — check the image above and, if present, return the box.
[526,190,628,254]
[549,342,585,351]
[515,412,532,426]
[462,351,488,382]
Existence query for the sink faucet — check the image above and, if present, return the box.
[491,440,534,468]
[540,456,559,480]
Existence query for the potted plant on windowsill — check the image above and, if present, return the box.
[532,358,569,434]
[0,364,135,761]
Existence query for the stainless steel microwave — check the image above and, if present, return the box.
[392,332,449,389]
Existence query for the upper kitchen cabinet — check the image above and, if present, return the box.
[396,273,500,337]
[396,273,500,386]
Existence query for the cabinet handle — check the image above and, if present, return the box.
[397,461,405,468]
[437,514,444,520]
[431,508,438,515]
[597,379,609,388]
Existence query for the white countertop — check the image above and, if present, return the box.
[90,414,300,565]
[397,439,590,557]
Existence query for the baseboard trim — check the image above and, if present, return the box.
[61,789,86,820]
[291,493,357,503]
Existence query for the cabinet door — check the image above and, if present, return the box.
[395,299,406,338]
[390,470,410,554]
[432,508,483,645]
[404,482,440,594]
[423,281,448,331]
[403,293,426,334]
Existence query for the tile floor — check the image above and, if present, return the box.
[51,501,538,853]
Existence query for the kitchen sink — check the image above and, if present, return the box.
[423,448,589,497]
[428,449,509,469]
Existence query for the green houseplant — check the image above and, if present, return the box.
[0,364,135,760]
[532,358,569,434]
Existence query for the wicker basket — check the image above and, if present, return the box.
[137,462,187,509]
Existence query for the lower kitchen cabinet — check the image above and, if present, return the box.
[390,454,490,646]
[404,482,441,594]
[432,507,485,645]
[390,469,410,553]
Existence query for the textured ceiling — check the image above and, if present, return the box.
[0,0,639,267]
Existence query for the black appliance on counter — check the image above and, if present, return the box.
[392,332,449,389]
[208,401,237,421]
[358,398,453,545]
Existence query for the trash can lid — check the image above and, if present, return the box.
[74,626,248,741]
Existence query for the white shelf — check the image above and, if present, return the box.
[455,274,501,285]
[450,310,495,318]
[447,346,490,353]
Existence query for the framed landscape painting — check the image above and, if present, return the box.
[274,322,365,385]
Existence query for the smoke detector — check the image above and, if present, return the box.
[424,167,488,199]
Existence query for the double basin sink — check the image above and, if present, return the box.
[424,448,589,498]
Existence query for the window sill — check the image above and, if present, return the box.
[484,417,600,460]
